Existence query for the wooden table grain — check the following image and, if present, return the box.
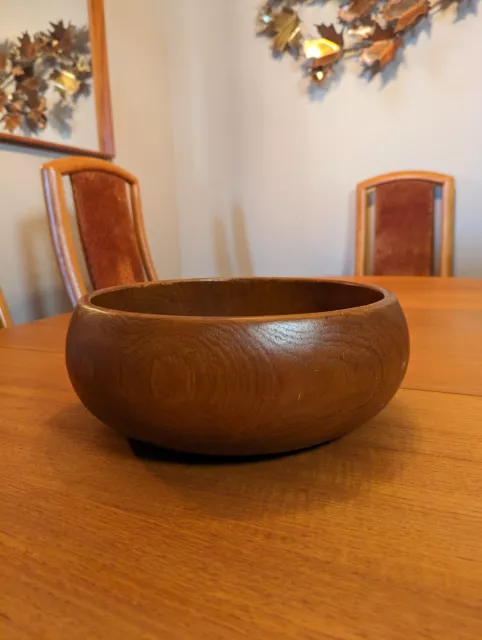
[1,277,481,640]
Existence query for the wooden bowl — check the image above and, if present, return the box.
[66,278,409,456]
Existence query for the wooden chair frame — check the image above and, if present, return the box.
[355,171,455,277]
[0,288,13,328]
[41,156,158,307]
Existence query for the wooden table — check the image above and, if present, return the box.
[1,277,481,640]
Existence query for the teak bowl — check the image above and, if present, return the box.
[66,278,409,456]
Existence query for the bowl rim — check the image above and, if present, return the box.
[77,277,398,323]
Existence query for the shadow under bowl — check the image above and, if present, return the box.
[66,278,409,456]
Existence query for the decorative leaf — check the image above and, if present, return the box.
[383,0,414,19]
[396,0,430,32]
[305,39,343,69]
[18,32,37,62]
[50,69,80,96]
[49,20,68,42]
[361,37,402,70]
[370,23,395,42]
[34,32,51,52]
[0,90,7,111]
[2,112,22,133]
[57,25,77,53]
[74,26,90,53]
[383,0,430,31]
[347,20,377,40]
[26,91,47,111]
[303,25,344,71]
[75,81,91,99]
[19,75,42,93]
[316,24,344,48]
[0,51,8,72]
[257,5,276,35]
[272,8,302,54]
[48,21,77,53]
[438,0,462,7]
[75,56,92,79]
[8,96,25,113]
[339,0,379,24]
[26,108,47,132]
[303,38,341,59]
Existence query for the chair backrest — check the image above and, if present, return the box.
[0,287,12,328]
[356,171,455,277]
[41,157,157,306]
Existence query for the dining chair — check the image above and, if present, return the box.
[41,157,158,307]
[0,287,13,328]
[355,171,455,277]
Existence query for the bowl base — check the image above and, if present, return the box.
[128,437,337,464]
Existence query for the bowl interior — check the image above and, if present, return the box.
[89,279,385,319]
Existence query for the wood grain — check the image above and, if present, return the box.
[0,314,69,351]
[1,381,482,639]
[1,276,482,639]
[3,277,482,396]
[67,279,409,455]
[356,171,455,277]
[403,307,482,396]
[0,132,113,159]
[343,276,482,310]
[88,0,115,158]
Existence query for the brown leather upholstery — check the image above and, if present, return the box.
[373,180,434,276]
[71,171,145,290]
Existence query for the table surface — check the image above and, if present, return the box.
[1,277,481,640]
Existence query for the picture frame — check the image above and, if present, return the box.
[0,0,115,159]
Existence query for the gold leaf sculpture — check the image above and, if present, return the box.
[305,24,344,84]
[383,0,431,32]
[18,33,37,63]
[51,69,81,95]
[257,6,275,34]
[339,0,379,24]
[361,37,402,70]
[0,20,92,135]
[49,20,77,54]
[271,8,303,55]
[256,0,473,90]
[303,38,341,64]
[0,52,8,72]
[3,110,22,133]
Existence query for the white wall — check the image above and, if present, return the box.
[2,2,480,325]
[164,0,482,279]
[0,0,180,324]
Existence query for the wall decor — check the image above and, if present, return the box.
[257,0,469,87]
[0,0,114,158]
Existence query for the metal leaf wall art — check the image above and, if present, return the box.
[0,21,91,134]
[257,0,472,87]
